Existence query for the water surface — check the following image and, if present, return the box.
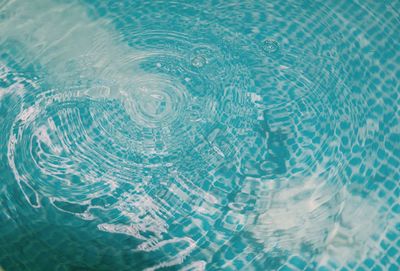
[0,0,399,270]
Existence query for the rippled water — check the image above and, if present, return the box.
[0,0,399,270]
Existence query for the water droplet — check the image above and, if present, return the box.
[191,55,207,68]
[262,39,279,53]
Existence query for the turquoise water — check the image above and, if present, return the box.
[0,0,399,270]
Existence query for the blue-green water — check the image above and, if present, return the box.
[0,0,399,270]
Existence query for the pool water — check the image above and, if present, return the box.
[0,0,399,270]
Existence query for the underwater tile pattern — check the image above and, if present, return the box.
[0,0,399,270]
